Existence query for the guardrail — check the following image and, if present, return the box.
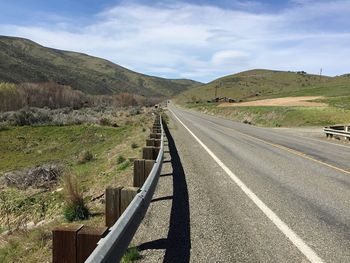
[324,125,350,140]
[52,114,164,263]
[85,115,164,263]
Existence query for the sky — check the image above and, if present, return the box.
[0,0,349,82]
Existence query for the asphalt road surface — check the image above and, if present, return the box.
[133,104,350,263]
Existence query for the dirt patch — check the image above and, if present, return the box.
[219,96,327,107]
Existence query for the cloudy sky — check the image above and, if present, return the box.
[0,0,349,82]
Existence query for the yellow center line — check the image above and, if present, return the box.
[207,119,350,176]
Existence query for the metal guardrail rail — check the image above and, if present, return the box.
[85,115,164,263]
[324,125,350,139]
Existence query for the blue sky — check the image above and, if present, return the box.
[0,0,349,82]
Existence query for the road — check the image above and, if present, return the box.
[133,104,350,263]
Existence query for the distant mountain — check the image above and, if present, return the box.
[176,69,350,102]
[0,36,201,97]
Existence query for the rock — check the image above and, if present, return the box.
[52,187,63,193]
[26,221,35,230]
[36,220,46,227]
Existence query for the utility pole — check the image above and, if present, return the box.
[215,85,218,98]
[320,68,322,80]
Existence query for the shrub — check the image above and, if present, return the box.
[78,150,93,164]
[131,142,138,149]
[99,117,112,126]
[63,199,89,222]
[117,155,126,164]
[62,173,89,222]
[118,160,131,171]
[12,108,52,126]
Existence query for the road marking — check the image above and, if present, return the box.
[169,109,325,263]
[205,120,350,176]
[289,134,350,150]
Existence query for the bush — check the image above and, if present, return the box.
[99,117,112,126]
[131,142,138,149]
[117,155,126,164]
[78,150,93,164]
[63,173,89,222]
[118,160,131,171]
[12,108,52,126]
[63,199,89,222]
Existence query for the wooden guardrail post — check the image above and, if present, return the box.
[142,146,160,160]
[133,159,155,187]
[152,128,161,133]
[52,224,84,263]
[105,187,123,228]
[77,226,108,263]
[146,138,161,147]
[150,133,161,139]
[120,187,139,214]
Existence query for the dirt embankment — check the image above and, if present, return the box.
[219,96,327,107]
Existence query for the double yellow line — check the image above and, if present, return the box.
[208,119,350,176]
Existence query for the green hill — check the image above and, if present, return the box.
[0,36,201,96]
[176,69,350,103]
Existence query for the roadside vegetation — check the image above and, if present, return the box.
[0,93,155,262]
[177,70,350,127]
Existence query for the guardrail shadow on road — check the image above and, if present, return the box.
[138,123,191,263]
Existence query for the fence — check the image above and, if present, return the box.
[324,125,350,140]
[52,114,165,263]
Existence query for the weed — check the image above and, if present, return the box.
[117,155,126,164]
[99,117,112,126]
[131,142,138,149]
[122,247,141,263]
[0,239,19,262]
[62,173,89,222]
[78,150,93,164]
[118,160,131,171]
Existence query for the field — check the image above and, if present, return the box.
[218,96,327,107]
[176,69,350,127]
[0,108,153,262]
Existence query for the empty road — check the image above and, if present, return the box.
[134,104,350,262]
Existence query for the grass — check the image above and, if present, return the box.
[176,69,350,127]
[187,103,350,127]
[0,36,200,96]
[121,247,141,263]
[0,226,52,263]
[0,112,154,262]
[0,124,130,173]
[176,70,350,105]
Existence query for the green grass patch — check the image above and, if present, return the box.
[0,124,130,173]
[188,104,350,127]
[122,247,141,263]
[117,160,131,171]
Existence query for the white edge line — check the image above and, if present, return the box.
[169,108,325,263]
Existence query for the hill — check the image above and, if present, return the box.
[176,69,350,103]
[0,36,201,96]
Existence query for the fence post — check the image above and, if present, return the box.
[144,160,155,180]
[105,187,123,228]
[133,159,156,188]
[77,226,109,263]
[120,187,139,214]
[52,224,84,263]
[150,133,161,139]
[133,159,145,188]
[143,146,160,160]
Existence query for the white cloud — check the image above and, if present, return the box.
[0,1,349,82]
